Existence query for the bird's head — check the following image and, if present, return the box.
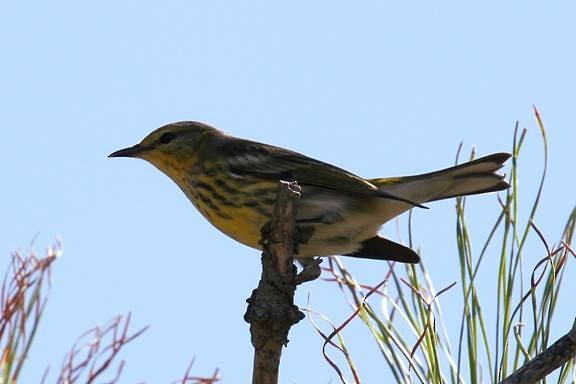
[109,121,223,177]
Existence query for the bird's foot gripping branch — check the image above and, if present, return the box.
[244,181,312,384]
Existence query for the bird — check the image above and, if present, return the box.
[109,121,510,264]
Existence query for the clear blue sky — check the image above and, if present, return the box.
[2,1,575,383]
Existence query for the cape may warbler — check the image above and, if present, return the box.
[109,121,510,263]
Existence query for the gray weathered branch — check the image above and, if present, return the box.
[244,181,305,384]
[499,319,576,384]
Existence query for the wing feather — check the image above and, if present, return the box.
[222,139,425,208]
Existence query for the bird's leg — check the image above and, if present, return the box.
[293,225,314,254]
[258,221,273,247]
[260,221,319,283]
[291,225,321,284]
[295,258,323,285]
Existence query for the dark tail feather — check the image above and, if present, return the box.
[345,236,420,263]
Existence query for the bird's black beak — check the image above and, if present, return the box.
[108,144,147,158]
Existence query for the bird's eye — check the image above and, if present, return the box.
[159,132,176,145]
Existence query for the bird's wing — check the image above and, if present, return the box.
[221,139,425,208]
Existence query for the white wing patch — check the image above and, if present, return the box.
[228,153,267,167]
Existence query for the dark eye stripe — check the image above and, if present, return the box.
[159,132,176,145]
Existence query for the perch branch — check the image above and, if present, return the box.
[244,181,306,384]
[499,318,576,384]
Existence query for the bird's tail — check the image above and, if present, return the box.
[370,152,511,204]
[345,153,511,264]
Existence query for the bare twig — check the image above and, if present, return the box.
[177,358,221,384]
[55,312,148,384]
[1,242,60,383]
[499,318,576,384]
[244,181,305,384]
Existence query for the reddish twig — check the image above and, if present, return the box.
[1,242,60,382]
[56,312,148,384]
[178,358,221,384]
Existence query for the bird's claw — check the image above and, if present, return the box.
[295,258,323,285]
